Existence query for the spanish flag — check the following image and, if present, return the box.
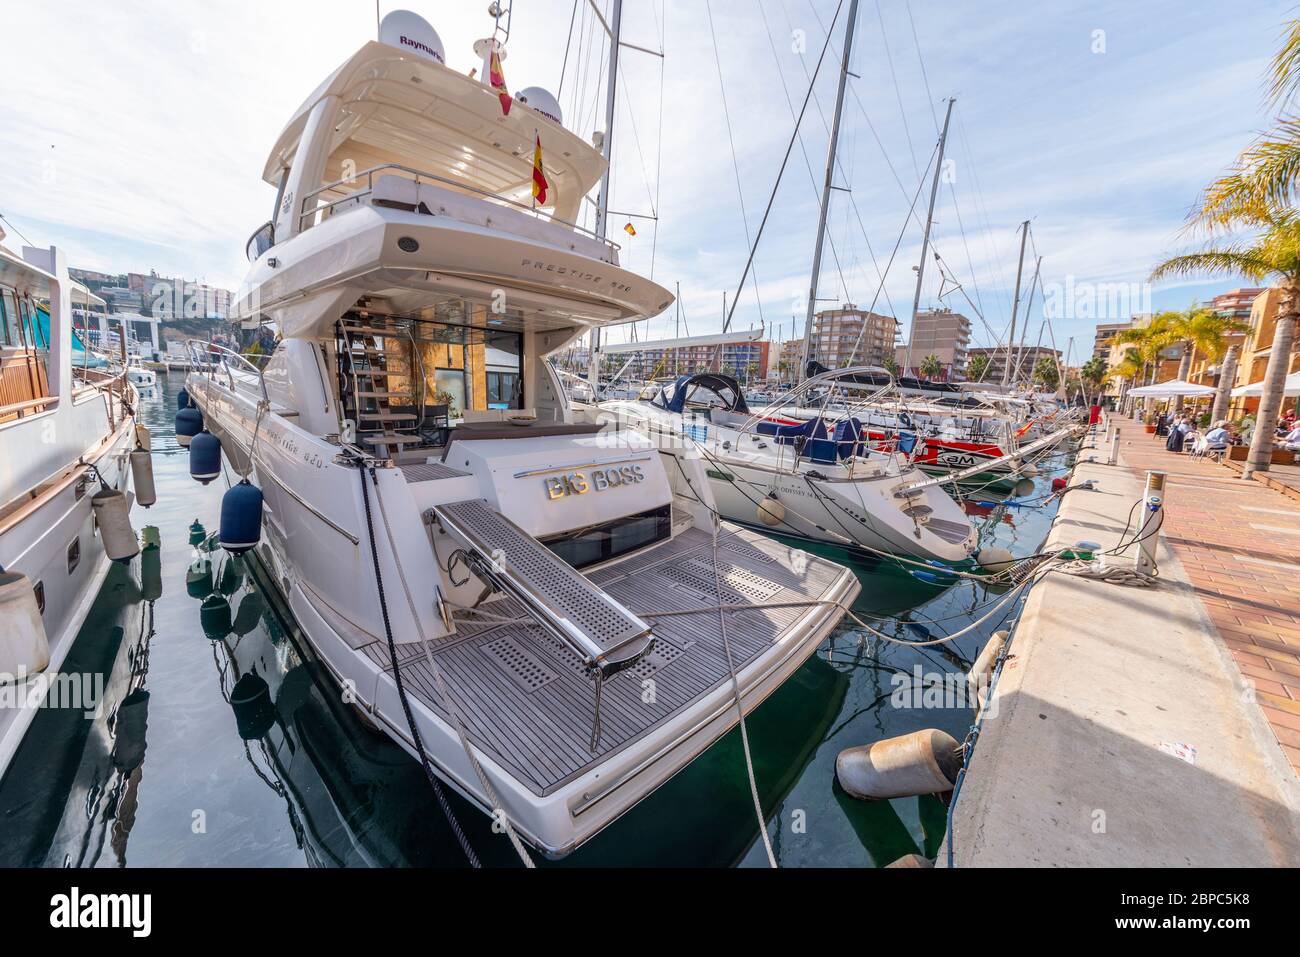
[489,48,512,116]
[624,222,637,237]
[532,133,549,206]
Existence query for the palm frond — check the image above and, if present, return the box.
[1270,19,1300,108]
[1150,250,1277,283]
[1191,120,1300,230]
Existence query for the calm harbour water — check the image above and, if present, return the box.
[0,376,1065,867]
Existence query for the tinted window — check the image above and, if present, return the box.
[542,506,672,569]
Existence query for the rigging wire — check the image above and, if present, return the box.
[873,0,920,182]
[757,0,853,305]
[715,0,847,336]
[904,0,941,133]
[704,0,767,329]
[556,0,580,98]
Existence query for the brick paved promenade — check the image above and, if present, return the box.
[1112,416,1300,775]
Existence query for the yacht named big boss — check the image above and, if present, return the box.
[186,13,859,858]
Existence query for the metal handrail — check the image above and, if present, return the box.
[187,338,269,402]
[735,366,895,441]
[297,162,620,253]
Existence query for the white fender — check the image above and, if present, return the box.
[0,572,50,678]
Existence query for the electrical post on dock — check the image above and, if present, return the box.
[1109,429,1121,466]
[1136,470,1165,576]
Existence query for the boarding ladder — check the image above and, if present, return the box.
[337,313,422,455]
[426,499,656,677]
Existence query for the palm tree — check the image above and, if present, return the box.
[967,353,991,382]
[1164,305,1250,381]
[1079,354,1107,404]
[1105,348,1146,411]
[1193,21,1300,228]
[1151,210,1300,477]
[1032,355,1060,391]
[1112,312,1179,388]
[919,354,942,379]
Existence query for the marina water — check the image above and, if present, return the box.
[0,376,1065,867]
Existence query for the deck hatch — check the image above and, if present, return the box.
[657,558,784,603]
[480,634,558,692]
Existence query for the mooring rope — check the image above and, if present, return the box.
[365,465,536,869]
[356,464,481,868]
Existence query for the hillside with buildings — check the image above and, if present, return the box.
[70,267,234,358]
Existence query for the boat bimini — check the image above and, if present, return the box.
[186,14,858,860]
[598,367,979,564]
[0,242,144,779]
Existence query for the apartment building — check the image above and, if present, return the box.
[807,305,899,369]
[965,346,1062,386]
[898,307,971,380]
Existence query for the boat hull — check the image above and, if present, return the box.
[0,412,136,781]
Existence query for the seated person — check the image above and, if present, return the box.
[1281,423,1300,451]
[1203,421,1232,450]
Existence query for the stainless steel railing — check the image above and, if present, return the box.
[186,338,269,402]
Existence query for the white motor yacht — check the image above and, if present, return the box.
[186,14,858,860]
[0,241,142,778]
[125,354,157,389]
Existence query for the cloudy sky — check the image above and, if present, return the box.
[1,0,1294,359]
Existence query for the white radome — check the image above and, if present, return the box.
[379,9,446,64]
[516,86,563,125]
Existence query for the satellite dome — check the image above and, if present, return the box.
[516,87,563,126]
[379,10,446,65]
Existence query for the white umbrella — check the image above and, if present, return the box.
[1230,370,1300,398]
[1127,379,1216,398]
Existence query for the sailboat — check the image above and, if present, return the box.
[588,0,978,562]
[184,9,858,860]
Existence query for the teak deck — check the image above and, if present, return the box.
[356,526,846,796]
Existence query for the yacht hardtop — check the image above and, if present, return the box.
[189,14,858,860]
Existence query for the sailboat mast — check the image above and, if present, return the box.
[902,96,954,379]
[1003,218,1029,386]
[588,0,624,398]
[1012,254,1042,384]
[798,0,861,385]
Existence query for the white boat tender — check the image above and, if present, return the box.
[189,20,858,860]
